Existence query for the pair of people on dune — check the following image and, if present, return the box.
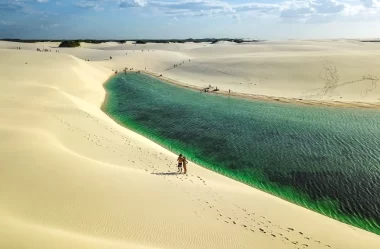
[177,154,188,174]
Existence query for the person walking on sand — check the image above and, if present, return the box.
[177,154,184,173]
[183,157,188,174]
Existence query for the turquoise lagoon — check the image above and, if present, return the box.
[103,73,380,235]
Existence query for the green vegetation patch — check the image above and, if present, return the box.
[58,40,81,47]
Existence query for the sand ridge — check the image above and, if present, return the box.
[1,41,380,249]
[49,40,380,105]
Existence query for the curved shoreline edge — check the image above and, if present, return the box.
[100,73,380,236]
[116,70,380,109]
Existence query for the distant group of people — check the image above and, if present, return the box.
[36,48,59,53]
[203,85,219,92]
[173,59,191,69]
[177,154,188,174]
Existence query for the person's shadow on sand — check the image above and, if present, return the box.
[152,172,181,176]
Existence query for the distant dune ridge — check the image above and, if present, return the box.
[1,40,380,249]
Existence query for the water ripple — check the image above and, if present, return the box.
[104,73,380,235]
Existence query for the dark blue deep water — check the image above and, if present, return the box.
[103,73,380,234]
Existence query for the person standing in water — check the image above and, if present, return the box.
[183,157,188,174]
[177,154,184,173]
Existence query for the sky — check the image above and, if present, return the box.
[0,0,380,40]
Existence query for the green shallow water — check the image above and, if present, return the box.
[103,73,380,235]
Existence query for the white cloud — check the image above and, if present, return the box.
[280,1,313,20]
[278,0,363,22]
[148,0,236,16]
[341,4,365,16]
[76,0,104,11]
[65,0,380,22]
[76,1,96,8]
[4,0,378,25]
[340,2,379,20]
[0,20,14,25]
[312,0,345,14]
[360,0,380,8]
[119,0,147,8]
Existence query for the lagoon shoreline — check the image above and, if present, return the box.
[2,40,380,249]
[119,70,380,109]
[102,72,380,236]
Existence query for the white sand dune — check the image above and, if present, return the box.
[1,41,380,249]
[51,40,380,105]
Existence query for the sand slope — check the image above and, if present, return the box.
[1,41,380,249]
[40,40,380,104]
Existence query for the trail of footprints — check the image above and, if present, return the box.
[151,171,338,247]
[49,106,338,249]
[152,171,336,249]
